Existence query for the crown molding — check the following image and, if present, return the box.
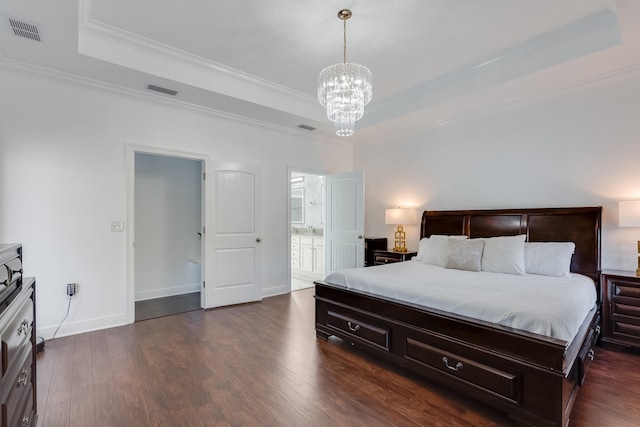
[360,7,621,131]
[77,0,312,101]
[77,1,323,122]
[356,61,640,146]
[4,54,637,148]
[0,56,344,144]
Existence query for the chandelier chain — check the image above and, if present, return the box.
[343,18,347,64]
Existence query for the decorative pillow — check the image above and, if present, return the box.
[524,242,575,277]
[445,239,485,272]
[418,235,468,267]
[481,234,527,275]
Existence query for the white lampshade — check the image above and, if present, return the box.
[619,200,640,227]
[385,208,418,225]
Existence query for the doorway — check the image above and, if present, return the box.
[134,153,203,321]
[290,171,325,291]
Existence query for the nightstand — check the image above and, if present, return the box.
[365,237,387,267]
[601,270,640,352]
[372,250,417,265]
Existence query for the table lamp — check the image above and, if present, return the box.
[385,208,417,253]
[619,200,640,276]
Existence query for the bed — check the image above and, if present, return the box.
[314,207,602,427]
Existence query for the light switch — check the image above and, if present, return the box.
[111,220,125,232]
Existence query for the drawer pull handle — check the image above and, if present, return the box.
[17,319,30,336]
[588,349,595,361]
[17,369,29,386]
[443,356,463,372]
[595,325,601,335]
[347,321,360,332]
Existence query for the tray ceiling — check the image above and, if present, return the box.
[2,0,639,142]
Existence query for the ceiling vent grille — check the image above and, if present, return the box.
[147,84,178,96]
[297,124,316,131]
[8,17,41,42]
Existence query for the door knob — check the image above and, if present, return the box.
[358,235,363,239]
[256,237,262,243]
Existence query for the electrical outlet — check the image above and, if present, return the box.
[66,283,78,296]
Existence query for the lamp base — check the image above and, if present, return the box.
[393,225,407,254]
[637,240,640,277]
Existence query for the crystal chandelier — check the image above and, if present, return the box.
[318,9,372,137]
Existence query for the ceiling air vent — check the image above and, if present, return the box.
[297,124,316,131]
[8,17,41,42]
[147,84,178,96]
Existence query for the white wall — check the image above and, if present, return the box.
[355,70,640,271]
[134,153,201,300]
[0,70,353,338]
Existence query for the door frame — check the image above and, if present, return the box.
[287,166,327,292]
[125,143,209,324]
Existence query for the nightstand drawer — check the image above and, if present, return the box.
[612,320,640,338]
[372,250,417,265]
[374,254,402,264]
[612,283,640,299]
[612,302,640,318]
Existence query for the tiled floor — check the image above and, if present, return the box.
[291,277,314,291]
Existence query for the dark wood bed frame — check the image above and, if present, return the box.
[315,206,602,427]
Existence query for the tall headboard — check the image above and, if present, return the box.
[420,207,602,283]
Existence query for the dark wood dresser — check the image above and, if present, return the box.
[0,244,37,426]
[601,269,640,352]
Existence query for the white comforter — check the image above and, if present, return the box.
[324,260,597,342]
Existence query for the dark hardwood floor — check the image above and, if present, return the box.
[134,292,201,322]
[37,288,640,426]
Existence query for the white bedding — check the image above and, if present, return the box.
[324,260,597,342]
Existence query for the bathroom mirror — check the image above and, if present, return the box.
[291,188,304,223]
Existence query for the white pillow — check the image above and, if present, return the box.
[415,238,430,262]
[524,242,575,277]
[481,234,527,275]
[418,235,468,267]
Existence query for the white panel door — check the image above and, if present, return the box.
[324,171,364,276]
[203,162,262,308]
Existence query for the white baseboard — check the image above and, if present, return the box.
[262,284,289,298]
[36,313,128,340]
[135,283,201,301]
